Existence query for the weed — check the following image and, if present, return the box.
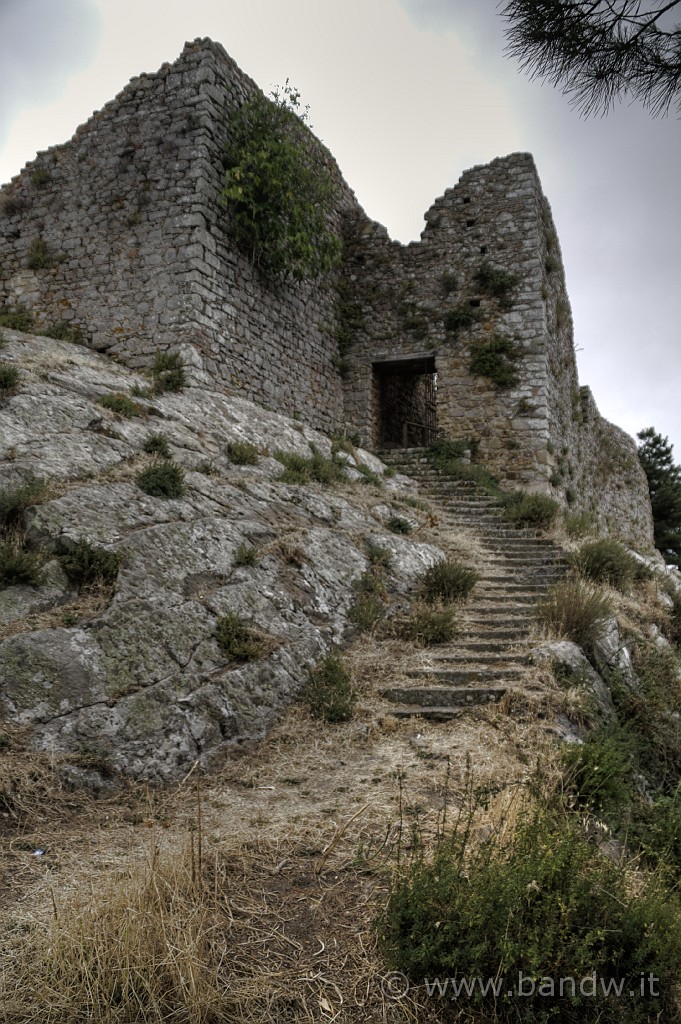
[215,612,268,661]
[378,790,681,1024]
[419,560,478,603]
[301,651,356,723]
[403,604,458,646]
[275,448,345,486]
[502,490,559,529]
[194,460,217,476]
[1,196,28,217]
[443,304,480,334]
[233,542,258,568]
[571,539,650,591]
[386,516,412,535]
[0,476,48,535]
[136,463,186,499]
[26,237,59,270]
[0,541,43,589]
[536,579,612,654]
[151,351,185,393]
[355,463,382,486]
[0,363,20,397]
[349,569,387,632]
[0,305,33,331]
[57,539,120,589]
[564,510,594,539]
[441,271,458,295]
[365,540,392,568]
[226,441,259,465]
[473,261,519,305]
[30,167,51,188]
[142,433,171,459]
[99,393,143,418]
[43,321,85,345]
[562,726,637,817]
[469,335,521,389]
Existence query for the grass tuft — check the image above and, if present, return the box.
[301,651,356,723]
[419,560,478,603]
[136,463,186,499]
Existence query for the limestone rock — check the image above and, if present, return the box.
[531,639,616,727]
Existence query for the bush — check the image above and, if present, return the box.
[443,304,480,334]
[0,476,48,535]
[0,542,43,589]
[226,441,259,465]
[355,463,382,486]
[536,579,612,654]
[403,604,458,646]
[564,510,594,539]
[473,261,519,305]
[365,540,392,568]
[502,490,559,529]
[233,542,258,567]
[0,363,20,397]
[0,306,33,331]
[386,515,412,535]
[221,82,341,281]
[469,335,521,388]
[562,726,637,817]
[43,320,85,345]
[571,539,650,591]
[301,651,356,723]
[275,448,345,486]
[151,351,186,393]
[142,433,171,459]
[349,568,387,632]
[419,560,478,604]
[57,539,120,589]
[215,612,267,661]
[136,463,186,499]
[26,237,59,270]
[378,796,681,1024]
[99,393,144,418]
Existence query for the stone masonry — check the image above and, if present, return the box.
[0,39,654,549]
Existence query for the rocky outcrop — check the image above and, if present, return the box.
[0,330,443,781]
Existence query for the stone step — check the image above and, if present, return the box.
[388,706,464,721]
[465,618,534,630]
[406,667,523,684]
[429,652,529,666]
[450,640,527,654]
[462,627,529,639]
[383,684,508,706]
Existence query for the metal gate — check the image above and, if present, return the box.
[376,362,437,448]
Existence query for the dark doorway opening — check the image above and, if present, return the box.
[373,356,437,448]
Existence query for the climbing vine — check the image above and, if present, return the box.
[221,82,342,281]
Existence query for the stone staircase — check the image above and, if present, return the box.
[378,448,568,721]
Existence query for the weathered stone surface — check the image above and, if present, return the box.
[591,616,637,689]
[0,334,443,781]
[531,639,616,726]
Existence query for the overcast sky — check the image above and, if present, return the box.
[1,0,679,458]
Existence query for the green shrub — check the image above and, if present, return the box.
[443,304,480,334]
[562,726,637,817]
[136,463,186,499]
[536,579,612,654]
[222,82,342,281]
[378,796,681,1024]
[428,438,472,462]
[227,441,260,465]
[502,490,559,529]
[564,510,594,539]
[43,321,85,345]
[195,460,216,476]
[301,651,356,723]
[142,433,171,459]
[663,590,681,646]
[233,542,258,568]
[30,167,51,188]
[348,568,386,632]
[365,540,392,569]
[26,237,59,270]
[215,612,267,661]
[386,515,412,535]
[57,539,120,589]
[0,306,33,331]
[469,335,521,389]
[419,560,478,604]
[0,364,20,397]
[403,604,458,646]
[275,448,345,486]
[99,393,143,418]
[0,542,43,589]
[473,261,519,305]
[571,539,650,591]
[355,463,382,486]
[151,351,186,393]
[0,476,48,535]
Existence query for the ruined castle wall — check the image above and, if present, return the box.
[0,40,356,432]
[342,154,555,490]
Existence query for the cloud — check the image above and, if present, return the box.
[0,0,102,145]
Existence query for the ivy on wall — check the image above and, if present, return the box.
[221,82,342,282]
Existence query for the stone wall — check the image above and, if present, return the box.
[0,39,357,433]
[0,41,654,548]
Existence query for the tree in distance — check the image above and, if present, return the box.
[637,426,681,567]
